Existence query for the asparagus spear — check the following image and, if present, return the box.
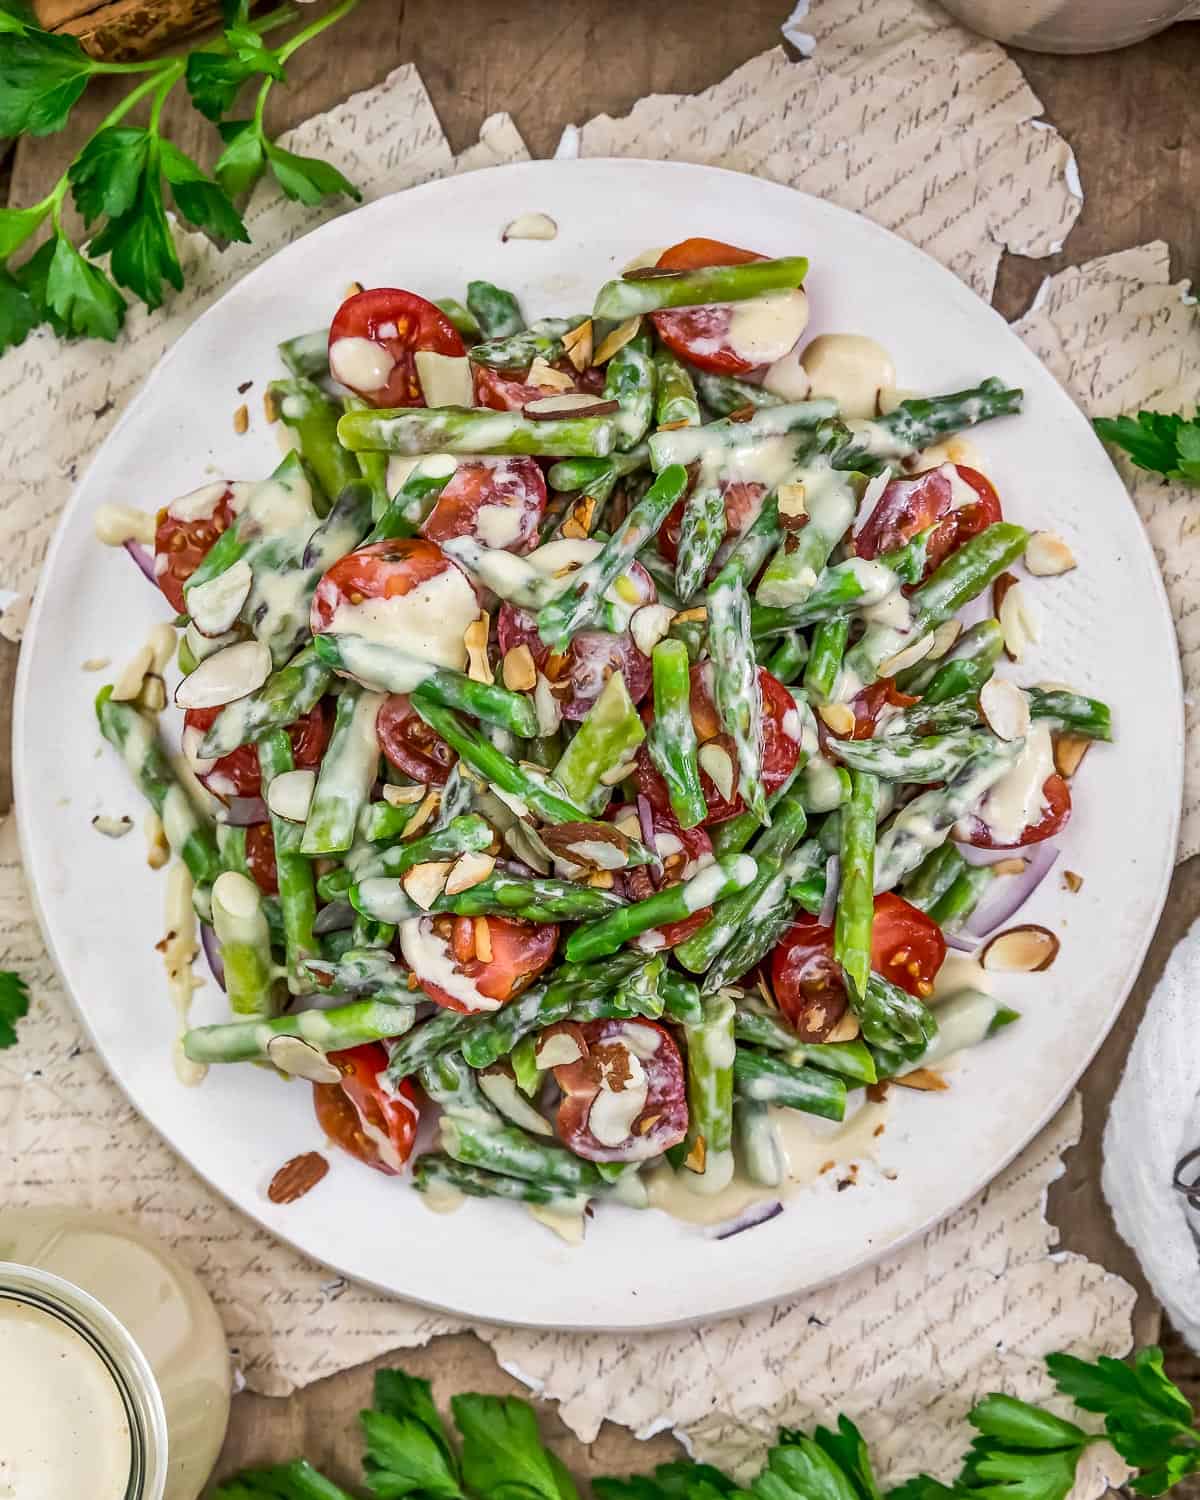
[654,350,701,428]
[928,863,995,932]
[546,446,650,493]
[184,998,415,1064]
[803,615,850,703]
[899,842,968,913]
[648,401,835,470]
[258,729,320,989]
[362,815,495,881]
[855,973,938,1058]
[700,842,822,995]
[895,618,1004,694]
[269,378,360,507]
[680,991,736,1191]
[364,455,456,543]
[440,1114,612,1194]
[707,558,767,822]
[732,1049,848,1121]
[198,643,331,758]
[835,770,880,999]
[466,280,524,339]
[278,328,329,380]
[337,404,616,459]
[829,730,1000,782]
[435,297,482,341]
[467,317,580,370]
[764,630,809,685]
[695,370,784,416]
[552,671,645,814]
[300,687,384,857]
[675,483,726,602]
[415,1153,586,1208]
[301,947,414,1003]
[605,328,656,451]
[352,871,625,926]
[831,378,1023,472]
[751,557,898,638]
[647,639,707,830]
[594,256,809,319]
[732,1005,878,1083]
[1027,688,1112,740]
[211,870,280,1019]
[736,1098,785,1186]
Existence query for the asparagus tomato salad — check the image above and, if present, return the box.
[94,238,1111,1232]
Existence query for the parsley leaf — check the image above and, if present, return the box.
[44,231,124,339]
[967,1395,1088,1453]
[265,139,361,206]
[225,21,286,80]
[88,153,182,311]
[186,49,264,123]
[0,971,29,1048]
[215,119,268,198]
[0,0,35,33]
[595,1462,736,1500]
[451,1393,578,1500]
[0,198,50,259]
[812,1417,881,1500]
[0,27,95,136]
[0,265,39,351]
[68,125,151,227]
[361,1370,465,1499]
[158,140,249,242]
[213,1457,354,1498]
[1094,411,1200,486]
[959,1446,1081,1500]
[886,1477,961,1500]
[756,1436,861,1500]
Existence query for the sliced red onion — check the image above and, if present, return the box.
[223,796,268,826]
[943,930,979,953]
[313,900,354,935]
[954,840,1029,867]
[818,855,840,928]
[711,1200,783,1239]
[637,794,662,875]
[200,921,226,991]
[123,539,159,586]
[964,841,1059,938]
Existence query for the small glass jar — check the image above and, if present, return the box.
[0,1262,169,1500]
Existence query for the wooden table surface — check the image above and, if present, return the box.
[4,1,1200,1488]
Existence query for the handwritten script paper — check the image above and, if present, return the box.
[0,0,1157,1484]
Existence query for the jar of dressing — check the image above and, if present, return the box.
[0,1210,231,1500]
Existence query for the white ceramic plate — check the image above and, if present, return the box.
[15,160,1182,1329]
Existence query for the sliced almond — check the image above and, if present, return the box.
[1062,869,1084,893]
[980,923,1060,973]
[233,403,249,435]
[111,643,155,703]
[879,633,936,678]
[777,482,808,528]
[267,768,316,823]
[145,810,169,869]
[501,211,557,242]
[533,672,562,737]
[561,319,594,372]
[402,789,441,838]
[381,782,427,807]
[998,576,1039,662]
[1054,733,1091,779]
[478,1065,554,1134]
[444,850,496,895]
[927,618,962,661]
[817,703,856,736]
[524,394,619,419]
[592,316,642,366]
[698,741,735,800]
[474,916,493,962]
[502,643,538,692]
[979,678,1030,742]
[826,1010,861,1043]
[187,557,253,637]
[684,1135,707,1173]
[614,811,642,842]
[622,266,684,281]
[175,640,271,710]
[135,673,168,715]
[587,870,615,889]
[263,387,281,424]
[599,755,639,787]
[541,822,632,870]
[1024,531,1077,577]
[415,351,474,408]
[543,649,570,682]
[990,856,1028,877]
[630,603,674,657]
[672,605,707,625]
[527,356,575,392]
[893,1068,949,1092]
[464,612,495,685]
[266,1034,342,1084]
[345,279,364,298]
[268,1151,329,1204]
[536,1022,588,1069]
[92,813,133,838]
[402,861,452,910]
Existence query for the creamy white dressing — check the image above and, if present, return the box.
[330,336,395,392]
[800,334,896,420]
[326,565,476,671]
[399,917,500,1011]
[861,587,914,632]
[93,502,156,547]
[588,1049,649,1146]
[163,861,206,1087]
[802,756,847,812]
[762,345,813,401]
[0,1299,133,1500]
[939,461,982,509]
[168,480,240,524]
[386,452,459,494]
[933,951,994,1002]
[474,501,526,549]
[971,723,1055,844]
[682,855,753,912]
[726,288,810,365]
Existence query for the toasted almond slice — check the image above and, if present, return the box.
[268,1151,329,1204]
[402,861,452,910]
[266,1034,342,1084]
[533,672,562,737]
[893,1067,948,1092]
[145,810,169,869]
[684,1135,707,1173]
[474,916,493,962]
[927,618,962,661]
[267,768,316,823]
[1024,531,1077,577]
[1054,733,1090,779]
[524,394,620,419]
[980,923,1060,973]
[599,755,639,787]
[415,351,474,408]
[592,316,642,365]
[464,612,495,685]
[614,811,642,842]
[263,387,281,424]
[233,403,249,435]
[817,703,856,736]
[990,856,1028,877]
[587,870,615,889]
[111,643,155,703]
[445,850,496,895]
[344,280,364,298]
[536,1022,588,1069]
[622,265,684,282]
[502,643,538,692]
[826,1010,861,1043]
[979,678,1030,742]
[175,640,271,710]
[672,605,707,624]
[561,318,594,372]
[478,1065,554,1134]
[879,633,936,677]
[402,789,441,838]
[381,782,427,806]
[135,673,168,715]
[1062,869,1084,893]
[527,356,575,391]
[543,649,570,681]
[188,556,253,637]
[631,603,674,656]
[777,482,808,525]
[698,742,735,801]
[542,822,631,870]
[92,813,133,838]
[997,576,1039,662]
[501,211,557,242]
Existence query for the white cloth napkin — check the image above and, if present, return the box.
[1104,917,1200,1350]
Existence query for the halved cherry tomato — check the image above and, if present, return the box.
[327,288,464,409]
[958,771,1071,849]
[313,1042,419,1175]
[473,362,602,411]
[855,465,1003,581]
[376,694,456,785]
[184,702,331,800]
[836,678,918,741]
[310,537,474,635]
[400,914,557,1013]
[651,238,766,376]
[421,457,546,554]
[635,662,802,823]
[627,810,714,949]
[771,893,946,1035]
[154,483,239,614]
[553,1018,689,1163]
[244,822,277,896]
[656,481,765,567]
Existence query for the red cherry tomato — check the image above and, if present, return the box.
[421,457,547,554]
[656,481,766,567]
[959,771,1072,849]
[651,238,767,376]
[553,1018,689,1163]
[635,663,802,824]
[310,537,471,635]
[154,483,239,614]
[627,811,715,949]
[313,1043,420,1175]
[376,694,456,785]
[771,894,945,1035]
[400,915,557,1013]
[327,288,464,409]
[855,465,1003,581]
[244,822,277,896]
[473,362,601,412]
[184,702,331,800]
[838,678,918,741]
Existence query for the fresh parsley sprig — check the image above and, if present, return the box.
[1094,410,1200,486]
[215,1347,1200,1500]
[0,0,362,355]
[0,969,30,1048]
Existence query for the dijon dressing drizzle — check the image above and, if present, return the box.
[163,861,207,1087]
